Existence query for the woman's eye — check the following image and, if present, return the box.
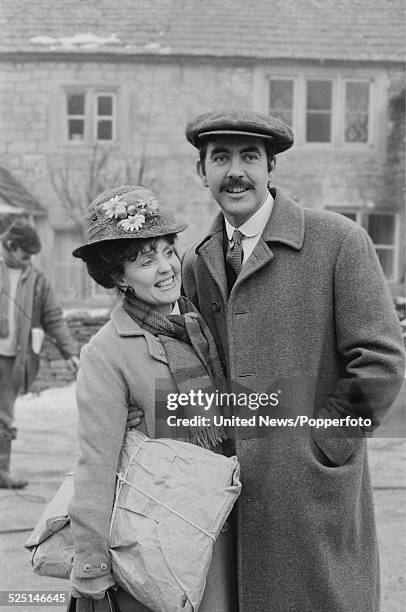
[141,259,153,267]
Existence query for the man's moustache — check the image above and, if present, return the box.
[221,179,252,191]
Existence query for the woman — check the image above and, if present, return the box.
[69,185,236,611]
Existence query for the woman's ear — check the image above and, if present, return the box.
[111,271,128,291]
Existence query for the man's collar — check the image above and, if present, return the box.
[224,193,274,240]
[196,187,304,253]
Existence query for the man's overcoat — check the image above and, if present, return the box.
[182,188,405,612]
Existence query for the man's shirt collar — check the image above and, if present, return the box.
[225,192,274,241]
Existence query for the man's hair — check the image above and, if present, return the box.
[198,140,276,174]
[1,220,41,254]
[82,234,177,290]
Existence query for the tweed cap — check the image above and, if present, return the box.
[186,109,294,154]
[2,220,41,254]
[72,185,186,260]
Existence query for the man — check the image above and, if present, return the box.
[0,220,79,489]
[182,110,405,611]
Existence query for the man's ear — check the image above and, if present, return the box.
[196,160,208,187]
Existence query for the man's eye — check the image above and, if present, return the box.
[243,153,259,161]
[166,248,174,257]
[213,154,228,163]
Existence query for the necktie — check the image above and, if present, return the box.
[226,230,244,276]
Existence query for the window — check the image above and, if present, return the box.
[65,90,116,143]
[306,80,332,143]
[330,211,398,281]
[344,81,370,143]
[67,93,85,141]
[95,94,115,141]
[366,214,396,280]
[268,79,294,127]
[265,75,373,147]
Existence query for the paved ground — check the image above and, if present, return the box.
[0,382,405,611]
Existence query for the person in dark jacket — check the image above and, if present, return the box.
[181,109,406,612]
[0,220,79,489]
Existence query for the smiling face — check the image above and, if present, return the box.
[121,238,181,314]
[197,136,273,227]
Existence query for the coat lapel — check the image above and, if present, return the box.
[232,188,305,293]
[111,305,168,365]
[195,215,228,304]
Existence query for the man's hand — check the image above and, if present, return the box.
[66,355,80,374]
[127,407,144,428]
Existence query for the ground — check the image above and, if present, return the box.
[0,382,405,611]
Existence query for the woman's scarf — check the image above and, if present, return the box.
[123,289,227,449]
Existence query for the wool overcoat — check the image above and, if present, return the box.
[69,304,236,612]
[182,188,405,612]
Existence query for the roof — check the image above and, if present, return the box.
[0,0,404,62]
[0,167,46,217]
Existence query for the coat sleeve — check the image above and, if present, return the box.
[68,341,128,598]
[38,276,77,358]
[327,224,405,428]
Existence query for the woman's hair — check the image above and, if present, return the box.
[83,234,177,290]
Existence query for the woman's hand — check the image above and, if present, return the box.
[127,407,144,428]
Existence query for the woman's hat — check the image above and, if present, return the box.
[72,185,187,260]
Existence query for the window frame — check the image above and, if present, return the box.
[328,209,399,282]
[94,92,116,142]
[258,69,378,150]
[63,88,117,145]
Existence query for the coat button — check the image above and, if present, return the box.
[83,564,91,572]
[212,302,221,313]
[100,563,107,570]
[159,350,165,356]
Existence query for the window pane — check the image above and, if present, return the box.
[375,249,394,278]
[67,94,85,115]
[269,80,293,126]
[346,82,369,112]
[367,214,395,245]
[306,114,331,142]
[307,81,332,110]
[345,82,369,143]
[68,119,84,140]
[97,96,113,116]
[97,120,112,140]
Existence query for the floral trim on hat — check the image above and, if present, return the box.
[102,192,160,233]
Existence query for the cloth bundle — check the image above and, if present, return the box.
[25,431,241,612]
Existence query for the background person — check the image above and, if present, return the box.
[69,185,236,611]
[0,220,79,489]
[182,109,405,612]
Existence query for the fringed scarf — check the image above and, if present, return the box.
[123,289,227,449]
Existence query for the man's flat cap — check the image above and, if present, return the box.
[186,109,294,154]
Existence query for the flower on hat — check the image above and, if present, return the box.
[103,196,128,219]
[118,213,146,232]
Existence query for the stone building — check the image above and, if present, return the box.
[0,0,405,307]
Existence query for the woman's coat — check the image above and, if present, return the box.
[68,305,236,612]
[182,188,405,612]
